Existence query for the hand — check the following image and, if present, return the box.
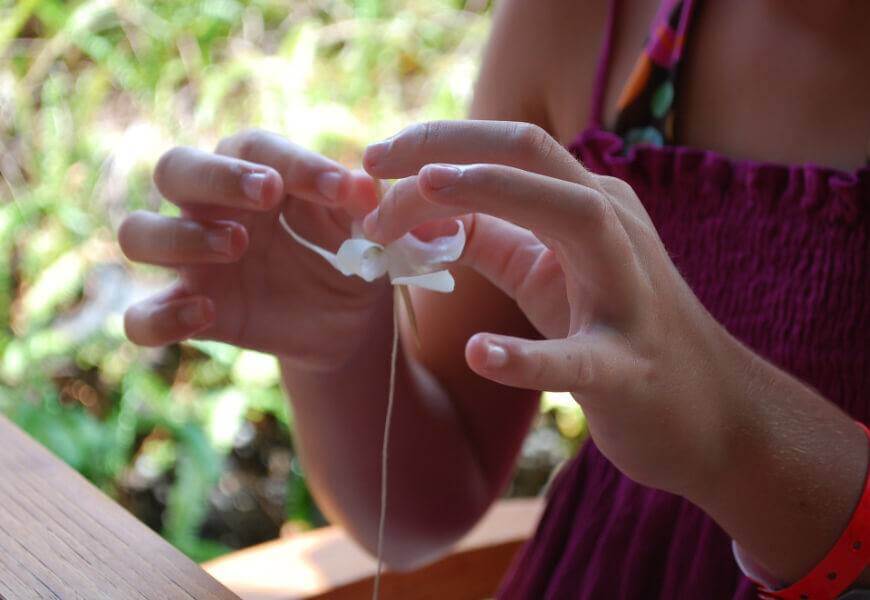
[119,129,385,369]
[361,120,735,497]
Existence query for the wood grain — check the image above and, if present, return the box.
[0,414,241,600]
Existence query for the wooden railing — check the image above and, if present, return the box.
[203,497,543,600]
[0,414,542,599]
[0,415,240,599]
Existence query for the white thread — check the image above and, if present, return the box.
[373,293,400,600]
[276,213,461,598]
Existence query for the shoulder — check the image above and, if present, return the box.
[485,0,610,55]
[471,0,611,134]
[472,0,658,143]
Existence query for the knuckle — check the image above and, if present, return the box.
[415,121,435,148]
[171,220,199,255]
[464,163,505,194]
[584,189,610,226]
[491,166,515,200]
[393,123,421,153]
[200,162,220,191]
[530,350,552,388]
[414,122,432,147]
[463,163,491,185]
[167,221,180,256]
[511,122,553,160]
[402,120,443,152]
[514,247,559,306]
[201,160,240,193]
[570,345,595,390]
[598,175,635,199]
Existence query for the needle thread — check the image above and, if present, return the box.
[373,290,400,600]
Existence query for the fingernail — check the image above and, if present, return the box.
[315,171,343,203]
[241,172,267,203]
[424,164,461,190]
[177,301,206,328]
[364,140,390,168]
[207,227,233,256]
[485,341,509,369]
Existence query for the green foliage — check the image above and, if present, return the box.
[1,0,583,563]
[0,0,496,562]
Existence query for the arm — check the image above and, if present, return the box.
[359,118,870,585]
[689,336,869,585]
[280,0,606,568]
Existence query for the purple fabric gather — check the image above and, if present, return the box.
[577,128,870,226]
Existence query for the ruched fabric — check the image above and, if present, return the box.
[499,0,869,593]
[498,127,870,599]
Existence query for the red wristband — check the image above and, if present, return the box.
[758,422,870,600]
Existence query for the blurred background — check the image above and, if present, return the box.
[0,0,586,563]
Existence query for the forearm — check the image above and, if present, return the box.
[280,289,490,568]
[689,328,868,584]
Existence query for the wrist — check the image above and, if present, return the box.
[681,323,788,509]
[278,285,395,377]
[670,320,750,505]
[682,327,869,584]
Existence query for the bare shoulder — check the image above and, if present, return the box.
[471,0,611,139]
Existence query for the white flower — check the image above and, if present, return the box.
[278,214,465,293]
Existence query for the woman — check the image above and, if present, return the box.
[117,0,870,597]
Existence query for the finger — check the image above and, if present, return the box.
[363,120,597,188]
[459,214,569,339]
[343,169,383,219]
[362,176,457,243]
[124,290,215,347]
[410,216,469,241]
[118,211,248,266]
[417,164,644,306]
[216,128,353,206]
[154,146,284,210]
[367,162,610,245]
[596,175,655,234]
[465,332,633,395]
[366,163,640,315]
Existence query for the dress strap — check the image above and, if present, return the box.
[587,0,621,129]
[610,0,700,147]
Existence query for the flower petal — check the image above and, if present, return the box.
[384,221,466,277]
[279,214,464,293]
[391,270,455,293]
[336,239,388,281]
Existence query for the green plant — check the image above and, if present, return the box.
[0,0,583,562]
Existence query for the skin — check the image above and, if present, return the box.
[119,0,870,585]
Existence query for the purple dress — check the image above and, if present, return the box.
[498,0,870,598]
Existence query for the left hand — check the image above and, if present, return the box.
[361,120,738,498]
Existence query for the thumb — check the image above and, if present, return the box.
[465,332,633,395]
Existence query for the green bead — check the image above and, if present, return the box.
[651,79,675,120]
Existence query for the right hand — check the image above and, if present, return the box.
[119,129,386,369]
